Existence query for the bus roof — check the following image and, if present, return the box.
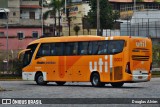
[28,35,150,45]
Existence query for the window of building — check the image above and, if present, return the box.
[0,32,4,37]
[29,12,35,19]
[32,31,39,38]
[50,12,54,18]
[0,13,7,19]
[13,12,16,16]
[17,32,25,40]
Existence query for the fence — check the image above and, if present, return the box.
[0,50,22,75]
[120,18,160,38]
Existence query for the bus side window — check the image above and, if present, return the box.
[50,43,56,56]
[36,43,50,58]
[64,42,77,56]
[92,41,99,55]
[108,40,124,54]
[55,43,64,56]
[73,42,78,55]
[88,42,92,55]
[78,42,88,55]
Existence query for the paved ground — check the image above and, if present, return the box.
[0,78,160,107]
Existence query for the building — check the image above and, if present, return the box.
[42,0,62,37]
[110,0,160,19]
[0,0,42,54]
[62,1,91,36]
[61,0,160,36]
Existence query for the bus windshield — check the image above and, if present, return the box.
[23,44,38,67]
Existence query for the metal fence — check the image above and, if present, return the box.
[120,18,160,38]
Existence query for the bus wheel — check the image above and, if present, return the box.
[91,73,103,87]
[35,73,47,85]
[56,82,66,86]
[111,82,124,88]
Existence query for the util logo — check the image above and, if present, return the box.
[89,55,110,73]
[136,40,146,47]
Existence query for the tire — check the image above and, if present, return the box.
[91,73,104,87]
[56,81,66,86]
[111,82,124,88]
[35,73,47,85]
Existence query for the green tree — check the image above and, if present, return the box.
[43,0,65,36]
[152,43,160,67]
[87,0,119,35]
[73,25,80,35]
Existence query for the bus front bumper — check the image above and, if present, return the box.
[22,72,36,81]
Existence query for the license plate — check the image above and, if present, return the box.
[138,76,143,79]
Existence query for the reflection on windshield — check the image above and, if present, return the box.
[23,44,38,67]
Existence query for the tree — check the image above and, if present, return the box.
[73,25,80,36]
[152,43,160,68]
[43,0,65,36]
[87,0,119,35]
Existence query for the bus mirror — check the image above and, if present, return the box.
[18,49,31,60]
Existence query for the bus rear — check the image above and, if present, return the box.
[127,37,152,82]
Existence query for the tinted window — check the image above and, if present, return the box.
[36,43,64,58]
[36,44,50,57]
[78,42,89,55]
[65,42,78,55]
[108,40,124,54]
[23,43,38,67]
[97,41,108,55]
[55,43,64,56]
[35,40,124,58]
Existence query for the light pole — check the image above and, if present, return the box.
[97,0,100,36]
[41,0,44,37]
[0,8,9,72]
[58,0,61,36]
[133,0,136,36]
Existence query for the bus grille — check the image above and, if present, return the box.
[114,66,123,80]
[132,55,149,61]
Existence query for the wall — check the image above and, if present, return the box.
[62,3,90,36]
[0,38,37,50]
[0,0,8,8]
[8,0,20,24]
[20,0,39,6]
[0,28,42,37]
[20,8,41,19]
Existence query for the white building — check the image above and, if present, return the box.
[120,10,160,38]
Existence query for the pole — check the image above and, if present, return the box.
[97,0,100,36]
[0,8,9,73]
[41,0,44,37]
[58,0,61,36]
[68,17,71,36]
[134,0,136,36]
[58,12,61,36]
[65,0,67,14]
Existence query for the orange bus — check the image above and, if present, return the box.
[19,36,152,87]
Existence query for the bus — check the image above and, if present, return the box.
[18,36,152,87]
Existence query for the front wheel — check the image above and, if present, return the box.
[111,82,124,88]
[35,73,47,85]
